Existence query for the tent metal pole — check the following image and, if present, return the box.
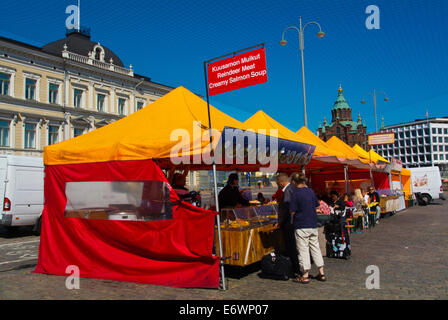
[344,165,348,194]
[389,171,393,194]
[399,173,403,193]
[204,61,226,291]
[369,169,374,188]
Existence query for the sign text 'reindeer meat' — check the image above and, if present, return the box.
[207,48,268,96]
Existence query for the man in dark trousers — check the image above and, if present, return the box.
[276,172,300,277]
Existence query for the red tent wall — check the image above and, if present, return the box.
[372,171,390,190]
[34,159,219,288]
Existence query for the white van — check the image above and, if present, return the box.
[0,155,44,234]
[410,166,444,204]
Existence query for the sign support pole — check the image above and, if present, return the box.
[203,43,266,290]
[368,147,375,188]
[203,61,226,291]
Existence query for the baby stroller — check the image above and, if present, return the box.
[323,212,351,260]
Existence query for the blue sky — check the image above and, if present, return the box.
[1,0,447,133]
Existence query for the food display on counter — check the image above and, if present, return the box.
[216,203,283,267]
[219,204,279,231]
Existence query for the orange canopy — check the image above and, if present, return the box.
[368,149,390,163]
[326,136,367,160]
[243,111,333,157]
[352,144,372,162]
[244,110,303,141]
[44,86,245,165]
[296,127,346,158]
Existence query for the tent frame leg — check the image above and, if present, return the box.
[204,61,226,291]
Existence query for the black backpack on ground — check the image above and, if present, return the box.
[324,216,351,260]
[260,252,292,281]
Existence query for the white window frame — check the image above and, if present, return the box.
[23,72,41,102]
[73,127,85,138]
[47,123,61,146]
[47,78,62,105]
[95,88,109,113]
[117,95,128,116]
[135,98,146,112]
[0,66,15,97]
[23,120,38,149]
[0,118,11,147]
[72,87,85,109]
[92,44,105,62]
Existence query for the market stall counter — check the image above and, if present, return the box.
[214,203,283,267]
[379,193,406,215]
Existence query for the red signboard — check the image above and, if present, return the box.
[207,47,268,96]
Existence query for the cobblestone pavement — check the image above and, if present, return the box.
[0,197,447,300]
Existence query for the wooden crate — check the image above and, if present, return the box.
[214,224,284,267]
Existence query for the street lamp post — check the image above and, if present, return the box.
[280,17,325,128]
[361,89,389,132]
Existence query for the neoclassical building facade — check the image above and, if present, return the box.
[0,28,173,158]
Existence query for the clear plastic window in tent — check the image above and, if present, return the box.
[64,181,173,221]
[220,204,279,230]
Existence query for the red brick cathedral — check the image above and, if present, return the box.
[317,85,368,148]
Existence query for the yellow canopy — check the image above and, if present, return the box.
[352,144,371,161]
[326,136,366,160]
[368,149,390,163]
[296,127,346,158]
[243,110,302,141]
[44,86,245,165]
[243,111,332,157]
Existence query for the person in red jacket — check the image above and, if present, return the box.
[272,174,284,203]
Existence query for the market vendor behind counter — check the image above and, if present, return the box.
[218,173,250,209]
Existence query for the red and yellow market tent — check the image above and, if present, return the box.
[44,86,245,167]
[36,86,262,289]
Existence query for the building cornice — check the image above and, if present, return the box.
[383,118,448,129]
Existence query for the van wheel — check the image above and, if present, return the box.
[421,194,432,205]
[35,217,42,236]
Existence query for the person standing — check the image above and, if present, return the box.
[272,175,284,203]
[289,173,326,284]
[329,190,346,214]
[367,186,381,224]
[218,173,249,209]
[171,171,190,201]
[276,173,300,277]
